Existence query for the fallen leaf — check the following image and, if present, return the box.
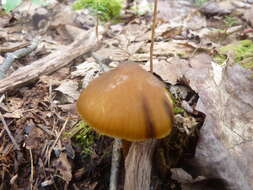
[153,53,253,189]
[55,80,79,103]
[243,7,253,27]
[25,126,45,150]
[200,1,234,15]
[53,152,72,183]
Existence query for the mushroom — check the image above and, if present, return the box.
[77,63,173,190]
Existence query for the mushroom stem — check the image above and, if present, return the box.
[109,138,122,190]
[124,139,158,190]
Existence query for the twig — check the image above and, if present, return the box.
[29,148,34,190]
[109,138,122,190]
[46,118,69,165]
[37,124,55,137]
[0,38,39,80]
[0,94,5,103]
[96,13,99,41]
[149,0,158,73]
[0,42,30,54]
[0,94,5,138]
[0,27,104,94]
[0,112,20,150]
[10,174,18,185]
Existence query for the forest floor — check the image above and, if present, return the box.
[0,0,253,190]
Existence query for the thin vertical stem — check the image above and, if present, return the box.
[96,14,99,41]
[109,138,122,190]
[96,0,99,41]
[149,0,158,73]
[29,148,34,190]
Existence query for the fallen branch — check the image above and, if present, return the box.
[0,112,20,150]
[0,27,103,94]
[0,39,39,80]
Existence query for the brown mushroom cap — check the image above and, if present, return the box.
[77,63,173,141]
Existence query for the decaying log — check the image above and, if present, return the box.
[124,139,157,190]
[0,26,103,94]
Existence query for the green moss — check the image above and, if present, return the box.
[173,106,185,114]
[72,0,122,22]
[194,0,209,6]
[66,121,95,157]
[167,90,185,114]
[224,16,238,27]
[177,52,186,58]
[214,40,253,69]
[213,54,227,65]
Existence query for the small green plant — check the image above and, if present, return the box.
[72,0,122,22]
[224,16,238,27]
[131,0,152,16]
[194,0,209,6]
[213,54,227,65]
[214,40,253,68]
[2,0,48,12]
[2,0,22,12]
[66,121,96,157]
[173,106,185,114]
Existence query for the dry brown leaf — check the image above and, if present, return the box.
[130,53,149,62]
[122,22,149,42]
[243,7,253,26]
[53,152,72,183]
[200,1,234,15]
[156,23,183,39]
[144,57,186,84]
[0,13,12,28]
[95,47,129,61]
[25,127,45,150]
[3,110,23,119]
[54,80,79,103]
[157,1,193,21]
[153,53,253,189]
[51,6,76,27]
[141,41,194,58]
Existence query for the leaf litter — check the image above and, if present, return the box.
[0,0,253,189]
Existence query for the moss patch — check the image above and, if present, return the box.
[173,106,185,114]
[194,0,209,6]
[66,121,95,157]
[214,40,253,69]
[224,16,238,27]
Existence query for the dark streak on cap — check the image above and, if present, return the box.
[163,98,174,126]
[141,96,156,139]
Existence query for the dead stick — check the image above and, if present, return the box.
[46,118,69,165]
[29,148,34,189]
[0,39,39,80]
[0,27,103,94]
[0,112,20,150]
[149,0,158,73]
[109,138,122,190]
